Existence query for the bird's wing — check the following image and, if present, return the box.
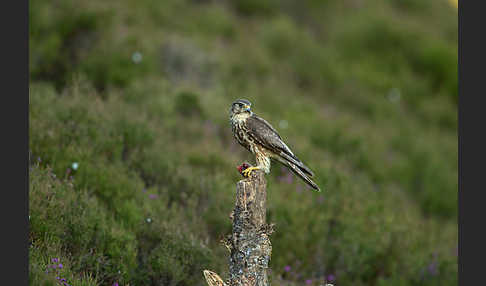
[246,114,294,157]
[246,115,315,177]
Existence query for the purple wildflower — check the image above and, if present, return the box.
[113,283,119,286]
[52,258,59,263]
[427,261,438,276]
[59,263,63,269]
[327,274,336,282]
[278,168,294,184]
[284,172,293,184]
[295,185,303,193]
[305,279,312,285]
[284,265,291,272]
[149,194,157,199]
[56,276,60,280]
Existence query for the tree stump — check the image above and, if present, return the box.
[204,170,273,286]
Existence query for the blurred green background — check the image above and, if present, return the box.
[29,0,457,285]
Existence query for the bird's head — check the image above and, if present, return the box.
[230,99,252,116]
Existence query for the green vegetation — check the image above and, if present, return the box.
[29,0,457,285]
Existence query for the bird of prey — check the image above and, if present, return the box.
[229,99,320,192]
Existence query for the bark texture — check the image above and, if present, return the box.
[228,170,272,286]
[204,170,273,286]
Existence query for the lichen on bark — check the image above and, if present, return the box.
[204,170,273,286]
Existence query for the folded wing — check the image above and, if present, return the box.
[246,115,320,191]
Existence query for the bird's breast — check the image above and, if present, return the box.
[231,120,255,152]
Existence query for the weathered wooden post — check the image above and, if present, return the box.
[204,170,273,286]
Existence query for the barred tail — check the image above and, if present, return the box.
[279,152,315,177]
[278,158,320,192]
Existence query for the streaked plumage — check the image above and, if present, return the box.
[229,99,320,192]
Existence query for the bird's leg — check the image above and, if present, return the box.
[241,166,262,177]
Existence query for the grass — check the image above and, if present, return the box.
[29,0,457,285]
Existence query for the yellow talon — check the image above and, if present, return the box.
[242,166,261,177]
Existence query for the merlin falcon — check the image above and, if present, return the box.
[230,99,320,192]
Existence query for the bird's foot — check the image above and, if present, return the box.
[241,166,261,178]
